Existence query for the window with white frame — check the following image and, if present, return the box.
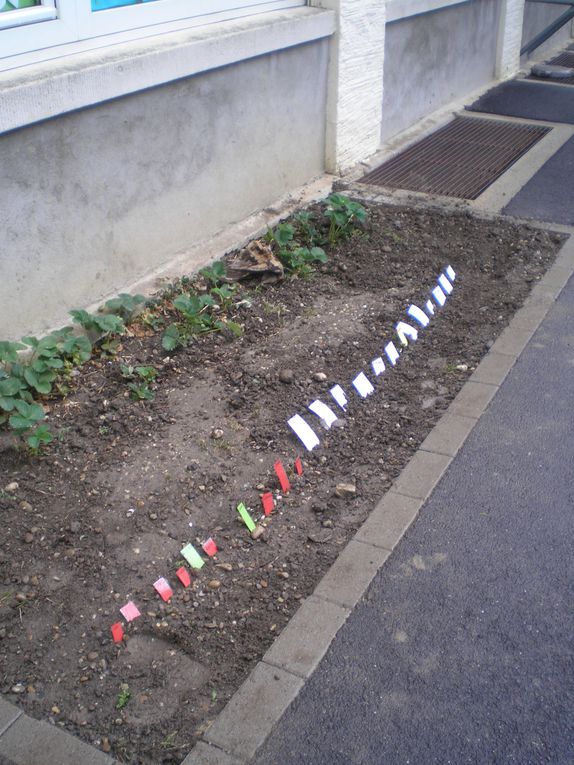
[1,0,306,63]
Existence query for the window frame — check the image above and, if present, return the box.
[0,0,306,63]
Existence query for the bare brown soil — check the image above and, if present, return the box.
[0,202,564,764]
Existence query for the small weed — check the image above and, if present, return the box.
[116,684,131,710]
[160,732,179,750]
[211,689,218,703]
[98,425,110,436]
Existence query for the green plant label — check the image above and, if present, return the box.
[237,502,256,532]
[180,543,205,570]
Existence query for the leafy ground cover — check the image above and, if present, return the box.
[0,198,564,764]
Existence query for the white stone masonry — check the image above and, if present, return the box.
[310,0,386,173]
[496,0,526,78]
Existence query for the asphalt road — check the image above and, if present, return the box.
[252,275,574,765]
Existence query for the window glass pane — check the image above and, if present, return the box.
[0,0,40,11]
[92,0,159,10]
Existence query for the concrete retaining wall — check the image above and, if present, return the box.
[0,40,328,340]
[381,0,502,142]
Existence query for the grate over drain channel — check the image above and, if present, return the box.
[359,116,551,200]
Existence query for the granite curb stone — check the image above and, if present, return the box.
[263,595,350,678]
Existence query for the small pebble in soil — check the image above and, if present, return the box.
[4,482,18,493]
[312,372,327,382]
[278,369,294,384]
[211,428,224,440]
[335,482,357,498]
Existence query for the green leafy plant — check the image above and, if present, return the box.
[70,309,125,338]
[210,283,238,311]
[0,329,94,451]
[101,293,146,322]
[293,211,325,247]
[279,246,327,276]
[267,222,327,277]
[162,294,221,351]
[323,193,366,245]
[200,261,227,287]
[120,364,158,401]
[116,684,131,710]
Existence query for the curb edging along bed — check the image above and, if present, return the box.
[0,234,572,765]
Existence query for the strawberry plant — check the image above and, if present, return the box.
[120,364,158,401]
[323,193,367,245]
[101,293,146,322]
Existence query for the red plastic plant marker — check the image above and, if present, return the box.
[176,566,191,588]
[294,458,303,476]
[202,538,218,557]
[274,460,291,493]
[261,492,274,516]
[153,577,173,602]
[119,601,141,622]
[111,622,124,643]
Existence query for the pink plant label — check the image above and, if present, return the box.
[176,567,191,587]
[261,492,274,516]
[120,601,141,622]
[294,458,303,476]
[202,538,218,557]
[111,622,124,643]
[153,577,173,602]
[274,460,291,492]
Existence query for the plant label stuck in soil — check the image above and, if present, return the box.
[119,601,141,622]
[261,492,274,516]
[176,566,191,587]
[294,458,303,475]
[353,372,375,398]
[438,273,453,294]
[330,385,348,410]
[432,285,447,306]
[407,304,430,327]
[181,543,205,570]
[274,460,291,492]
[287,414,320,451]
[111,622,124,643]
[237,502,256,532]
[385,341,400,366]
[202,538,218,557]
[308,400,339,429]
[372,357,386,376]
[153,577,173,602]
[396,321,418,346]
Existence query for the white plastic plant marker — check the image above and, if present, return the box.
[408,304,430,327]
[288,414,320,451]
[385,341,400,366]
[426,300,435,316]
[308,400,338,429]
[371,357,386,376]
[396,321,418,346]
[446,265,456,281]
[330,385,348,410]
[438,273,453,294]
[432,285,447,307]
[352,372,375,398]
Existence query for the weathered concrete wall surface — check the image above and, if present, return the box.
[0,40,328,340]
[381,0,502,142]
[522,5,573,60]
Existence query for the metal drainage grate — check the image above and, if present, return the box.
[359,116,551,200]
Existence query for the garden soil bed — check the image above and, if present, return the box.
[0,201,565,764]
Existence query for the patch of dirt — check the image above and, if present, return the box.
[0,202,565,764]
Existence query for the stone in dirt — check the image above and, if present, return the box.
[279,369,294,384]
[335,482,357,498]
[251,524,266,540]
